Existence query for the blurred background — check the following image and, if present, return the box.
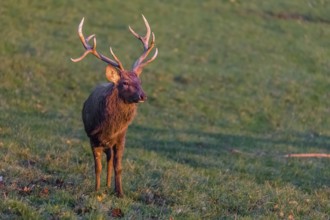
[0,0,329,219]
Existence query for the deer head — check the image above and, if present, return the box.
[71,15,158,103]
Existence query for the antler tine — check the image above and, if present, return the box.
[129,14,151,50]
[109,47,123,68]
[137,48,158,70]
[77,17,88,49]
[130,15,158,74]
[71,17,124,70]
[86,34,95,42]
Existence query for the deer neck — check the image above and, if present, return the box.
[107,87,137,114]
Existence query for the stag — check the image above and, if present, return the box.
[71,15,158,197]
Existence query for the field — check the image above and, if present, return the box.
[0,0,329,219]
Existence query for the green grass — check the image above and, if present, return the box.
[0,0,329,219]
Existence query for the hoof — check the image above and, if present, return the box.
[116,192,124,198]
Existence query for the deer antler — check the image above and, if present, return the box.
[71,18,124,70]
[129,15,158,74]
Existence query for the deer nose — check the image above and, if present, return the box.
[138,92,147,102]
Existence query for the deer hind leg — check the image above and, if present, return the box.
[104,147,114,188]
[92,147,103,191]
[113,145,125,197]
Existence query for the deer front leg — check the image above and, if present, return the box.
[104,147,114,188]
[92,147,103,191]
[113,137,125,197]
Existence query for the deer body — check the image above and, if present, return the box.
[82,83,137,145]
[82,82,138,196]
[71,15,157,197]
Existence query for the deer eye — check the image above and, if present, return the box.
[122,81,129,87]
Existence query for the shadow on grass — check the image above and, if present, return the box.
[128,124,330,191]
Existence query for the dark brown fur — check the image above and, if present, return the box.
[82,83,137,145]
[82,69,146,197]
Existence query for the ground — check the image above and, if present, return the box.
[0,0,329,219]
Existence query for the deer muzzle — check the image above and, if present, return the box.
[138,92,147,103]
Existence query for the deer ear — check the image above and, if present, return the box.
[105,65,120,84]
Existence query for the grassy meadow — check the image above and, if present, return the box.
[0,0,330,219]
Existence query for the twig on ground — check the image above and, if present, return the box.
[284,153,330,158]
[227,149,330,158]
